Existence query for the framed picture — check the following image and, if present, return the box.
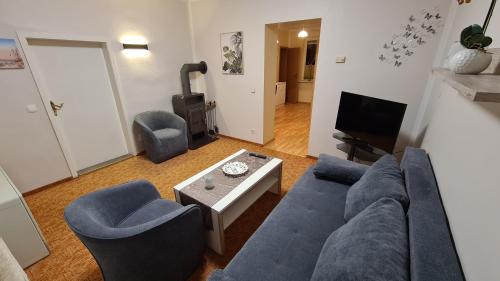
[220,31,243,75]
[0,38,24,69]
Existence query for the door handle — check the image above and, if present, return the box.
[50,101,64,116]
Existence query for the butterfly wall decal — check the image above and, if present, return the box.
[406,24,415,32]
[379,8,443,69]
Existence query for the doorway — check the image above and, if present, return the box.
[19,34,132,177]
[263,19,321,157]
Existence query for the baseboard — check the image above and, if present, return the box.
[22,177,72,197]
[218,134,264,147]
[306,155,318,160]
[23,154,135,197]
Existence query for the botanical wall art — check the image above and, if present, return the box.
[0,38,24,69]
[220,31,243,74]
[379,8,444,68]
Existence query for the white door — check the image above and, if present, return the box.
[27,39,128,172]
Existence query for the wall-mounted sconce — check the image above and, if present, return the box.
[120,35,150,58]
[122,43,148,50]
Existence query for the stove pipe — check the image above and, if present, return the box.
[180,61,208,96]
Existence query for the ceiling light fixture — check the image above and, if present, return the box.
[298,28,308,38]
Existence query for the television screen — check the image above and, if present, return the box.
[335,92,407,153]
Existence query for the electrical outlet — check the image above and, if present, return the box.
[250,129,255,135]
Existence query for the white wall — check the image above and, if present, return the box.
[189,0,451,157]
[422,84,500,281]
[415,2,500,279]
[413,0,500,142]
[0,0,194,192]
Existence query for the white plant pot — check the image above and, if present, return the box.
[444,42,466,69]
[449,48,492,74]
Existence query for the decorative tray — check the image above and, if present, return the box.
[222,161,249,178]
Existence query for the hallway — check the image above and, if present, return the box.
[264,103,312,157]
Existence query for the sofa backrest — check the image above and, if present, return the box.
[401,147,464,281]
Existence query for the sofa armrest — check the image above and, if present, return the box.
[313,153,369,185]
[208,270,239,281]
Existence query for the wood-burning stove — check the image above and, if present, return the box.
[172,61,211,149]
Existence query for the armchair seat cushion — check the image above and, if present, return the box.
[117,199,182,228]
[154,128,183,140]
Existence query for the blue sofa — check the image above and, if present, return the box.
[209,148,464,281]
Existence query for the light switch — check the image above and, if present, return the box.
[26,104,38,113]
[250,89,256,94]
[336,56,346,63]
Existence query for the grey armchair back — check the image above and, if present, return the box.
[64,180,205,281]
[134,111,188,163]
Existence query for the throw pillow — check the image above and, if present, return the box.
[313,153,369,185]
[310,198,409,281]
[344,155,408,221]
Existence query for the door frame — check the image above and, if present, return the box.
[17,31,134,177]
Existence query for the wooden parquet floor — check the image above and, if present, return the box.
[264,103,312,157]
[23,136,316,281]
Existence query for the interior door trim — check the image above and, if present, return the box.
[17,31,135,177]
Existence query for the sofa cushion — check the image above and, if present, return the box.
[221,167,350,281]
[344,155,408,221]
[313,153,369,184]
[310,197,409,281]
[117,199,182,228]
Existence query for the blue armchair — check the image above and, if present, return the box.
[134,111,188,163]
[64,180,205,281]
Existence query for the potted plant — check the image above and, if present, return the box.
[448,0,496,74]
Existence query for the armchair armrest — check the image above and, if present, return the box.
[76,204,205,281]
[313,153,369,185]
[64,180,162,235]
[165,112,187,131]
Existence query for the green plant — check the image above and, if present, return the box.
[460,24,492,49]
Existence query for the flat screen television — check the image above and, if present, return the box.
[335,91,407,153]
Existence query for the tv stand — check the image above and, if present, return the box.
[333,132,386,162]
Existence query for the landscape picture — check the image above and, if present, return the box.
[220,31,243,74]
[0,38,24,69]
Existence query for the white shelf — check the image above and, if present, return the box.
[433,68,500,103]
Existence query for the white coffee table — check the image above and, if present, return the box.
[174,149,283,255]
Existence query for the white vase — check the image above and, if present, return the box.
[444,42,466,69]
[448,48,492,74]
